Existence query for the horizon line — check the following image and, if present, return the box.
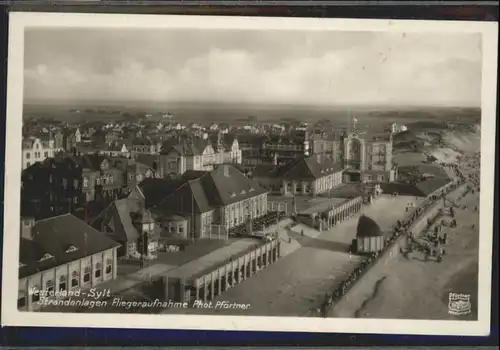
[23,100,481,110]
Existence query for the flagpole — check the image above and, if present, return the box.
[347,109,351,134]
[191,189,195,243]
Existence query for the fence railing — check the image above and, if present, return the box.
[267,201,288,214]
[206,224,229,240]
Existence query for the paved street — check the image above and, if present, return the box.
[163,195,422,317]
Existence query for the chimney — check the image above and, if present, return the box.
[316,153,322,163]
[217,129,222,146]
[20,217,35,240]
[223,164,230,177]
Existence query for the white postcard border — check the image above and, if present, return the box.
[2,12,498,336]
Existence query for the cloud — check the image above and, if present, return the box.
[23,30,482,107]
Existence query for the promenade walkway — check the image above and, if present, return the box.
[327,178,469,318]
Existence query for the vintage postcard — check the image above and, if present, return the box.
[2,12,497,336]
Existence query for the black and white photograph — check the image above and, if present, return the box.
[2,12,497,335]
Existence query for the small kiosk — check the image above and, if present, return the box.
[355,215,385,254]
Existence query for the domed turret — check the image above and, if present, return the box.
[356,215,382,238]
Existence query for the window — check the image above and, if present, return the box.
[106,258,113,275]
[31,285,40,303]
[66,245,78,253]
[83,177,89,188]
[44,152,48,158]
[95,262,102,278]
[45,279,54,293]
[178,225,184,234]
[83,266,91,283]
[71,271,79,288]
[39,253,53,262]
[26,153,31,159]
[96,178,101,185]
[18,296,26,308]
[59,275,67,291]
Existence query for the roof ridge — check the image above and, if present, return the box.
[151,180,189,210]
[34,213,72,224]
[89,199,120,225]
[304,156,317,177]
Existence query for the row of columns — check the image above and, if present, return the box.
[192,242,281,303]
[324,200,363,230]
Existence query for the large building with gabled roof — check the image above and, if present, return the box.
[253,154,344,196]
[90,196,160,260]
[18,214,120,311]
[137,164,269,240]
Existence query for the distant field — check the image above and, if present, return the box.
[23,102,481,128]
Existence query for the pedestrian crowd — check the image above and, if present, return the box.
[316,166,470,317]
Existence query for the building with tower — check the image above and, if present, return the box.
[310,116,397,184]
[342,131,397,183]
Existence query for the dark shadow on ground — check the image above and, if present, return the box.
[288,230,351,253]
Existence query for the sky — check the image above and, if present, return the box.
[24,29,482,107]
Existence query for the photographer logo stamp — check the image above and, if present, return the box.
[448,293,472,316]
